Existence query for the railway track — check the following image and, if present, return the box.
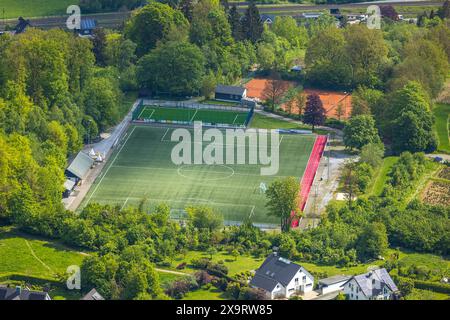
[0,1,443,30]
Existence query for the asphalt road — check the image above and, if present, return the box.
[1,1,443,30]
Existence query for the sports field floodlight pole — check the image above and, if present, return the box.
[327,133,330,181]
[86,119,93,145]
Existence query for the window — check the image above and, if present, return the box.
[295,278,299,283]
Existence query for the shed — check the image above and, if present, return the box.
[65,151,94,183]
[63,179,76,198]
[77,19,97,36]
[215,85,247,102]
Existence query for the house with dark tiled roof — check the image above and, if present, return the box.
[343,268,399,300]
[249,253,314,299]
[0,285,51,300]
[81,288,105,300]
[260,14,275,25]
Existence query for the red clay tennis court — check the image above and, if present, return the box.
[245,78,352,119]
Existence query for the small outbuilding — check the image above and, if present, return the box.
[215,85,247,102]
[318,275,351,295]
[77,18,97,36]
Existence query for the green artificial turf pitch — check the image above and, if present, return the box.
[82,126,316,227]
[137,106,249,126]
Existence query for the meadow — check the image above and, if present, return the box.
[434,103,450,154]
[0,0,77,19]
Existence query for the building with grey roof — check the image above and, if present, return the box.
[214,85,247,102]
[65,151,94,183]
[249,253,314,299]
[318,275,351,295]
[0,286,51,300]
[343,268,399,300]
[81,288,105,300]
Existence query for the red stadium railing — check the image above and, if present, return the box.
[291,135,327,228]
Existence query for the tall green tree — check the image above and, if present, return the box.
[241,1,263,43]
[137,41,205,96]
[356,222,389,260]
[387,82,437,153]
[343,115,380,151]
[265,176,300,233]
[228,5,242,40]
[125,2,189,56]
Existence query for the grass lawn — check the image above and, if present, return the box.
[368,157,399,196]
[249,113,309,130]
[81,125,316,226]
[1,0,77,19]
[182,287,227,300]
[171,250,265,276]
[157,271,188,286]
[0,226,86,280]
[433,103,450,154]
[404,288,449,300]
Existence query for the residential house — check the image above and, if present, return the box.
[318,275,351,295]
[81,288,105,300]
[343,268,399,300]
[250,253,314,299]
[260,14,275,25]
[214,85,247,102]
[0,285,51,300]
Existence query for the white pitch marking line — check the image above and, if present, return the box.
[86,126,137,203]
[232,114,239,125]
[121,197,129,210]
[249,205,255,218]
[146,109,155,120]
[160,128,170,142]
[189,109,198,122]
[137,106,149,119]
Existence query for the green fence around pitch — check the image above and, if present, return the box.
[133,104,253,128]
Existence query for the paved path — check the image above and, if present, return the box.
[155,268,191,276]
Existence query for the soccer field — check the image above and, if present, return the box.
[136,106,250,127]
[82,126,316,227]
